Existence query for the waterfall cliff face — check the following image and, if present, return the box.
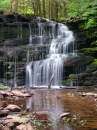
[0,17,80,87]
[26,20,76,88]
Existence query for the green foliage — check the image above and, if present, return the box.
[82,9,97,18]
[0,0,97,23]
[0,84,10,90]
[0,0,11,11]
[81,47,97,52]
[92,58,97,65]
[62,79,70,85]
[66,0,95,20]
[91,40,97,46]
[69,74,75,79]
[5,72,13,75]
[60,112,86,128]
[85,18,97,29]
[20,112,53,130]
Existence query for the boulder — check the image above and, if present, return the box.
[4,104,21,112]
[0,90,13,97]
[0,126,10,130]
[16,124,34,130]
[5,115,30,129]
[5,115,20,129]
[85,92,94,96]
[65,56,87,67]
[21,89,34,95]
[0,94,3,98]
[0,110,9,117]
[0,101,8,107]
[0,107,3,110]
[94,94,97,98]
[12,90,31,97]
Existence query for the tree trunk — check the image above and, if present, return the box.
[14,0,19,13]
[51,0,57,20]
[42,0,45,18]
[38,0,42,17]
[48,0,51,18]
[32,1,36,15]
[10,0,13,14]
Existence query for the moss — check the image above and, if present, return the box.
[69,74,75,78]
[81,47,97,52]
[62,79,70,86]
[83,80,93,86]
[85,56,94,64]
[91,40,97,46]
[86,63,97,73]
[91,58,97,65]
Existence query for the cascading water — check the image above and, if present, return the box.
[26,20,76,88]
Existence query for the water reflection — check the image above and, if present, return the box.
[26,89,73,130]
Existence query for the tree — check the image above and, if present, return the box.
[14,0,19,13]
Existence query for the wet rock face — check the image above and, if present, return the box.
[0,17,4,22]
[5,14,31,23]
[64,56,88,67]
[65,18,97,86]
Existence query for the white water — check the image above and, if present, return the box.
[26,20,76,88]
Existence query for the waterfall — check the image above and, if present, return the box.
[29,23,33,45]
[14,56,17,87]
[17,22,22,39]
[26,20,76,88]
[37,17,45,44]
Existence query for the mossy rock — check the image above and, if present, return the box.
[85,56,94,64]
[92,58,97,65]
[86,64,97,73]
[82,80,95,86]
[81,48,97,56]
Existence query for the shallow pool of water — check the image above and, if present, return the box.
[1,88,97,130]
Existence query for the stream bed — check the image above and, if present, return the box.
[1,87,97,130]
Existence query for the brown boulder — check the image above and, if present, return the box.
[6,115,29,124]
[0,94,3,98]
[5,115,30,129]
[16,124,34,130]
[0,110,9,117]
[0,101,8,108]
[0,125,10,130]
[0,90,13,97]
[4,104,21,112]
[12,90,31,97]
[5,116,20,129]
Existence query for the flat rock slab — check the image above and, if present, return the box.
[6,115,29,123]
[12,90,31,97]
[16,124,34,130]
[4,104,21,112]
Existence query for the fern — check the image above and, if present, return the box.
[85,18,97,29]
